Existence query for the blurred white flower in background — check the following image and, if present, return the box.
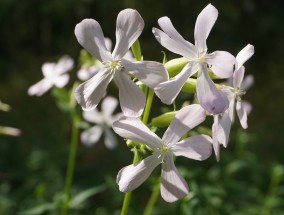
[81,96,122,149]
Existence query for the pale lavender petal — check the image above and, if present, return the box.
[104,37,112,52]
[194,4,218,52]
[233,66,245,88]
[207,51,235,78]
[196,65,229,114]
[157,17,197,59]
[172,135,212,160]
[242,100,252,116]
[236,100,248,129]
[152,27,197,59]
[101,96,118,118]
[74,69,113,111]
[42,63,56,78]
[241,74,254,91]
[236,44,254,70]
[104,127,117,149]
[161,154,189,202]
[54,55,74,75]
[212,117,221,162]
[83,109,104,124]
[162,104,206,145]
[112,117,162,150]
[54,74,69,88]
[117,154,161,192]
[112,9,144,59]
[75,19,112,62]
[81,125,103,147]
[154,63,198,105]
[77,66,101,81]
[114,72,145,117]
[121,59,169,88]
[28,79,53,96]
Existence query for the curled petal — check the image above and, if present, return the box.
[75,19,112,62]
[212,117,221,162]
[81,125,103,147]
[75,69,113,111]
[152,27,197,59]
[236,44,254,70]
[163,104,206,145]
[117,154,161,192]
[172,135,212,160]
[112,117,162,150]
[196,66,229,114]
[155,63,198,105]
[194,4,218,52]
[161,155,189,202]
[236,100,248,129]
[114,72,145,117]
[207,51,235,78]
[112,9,144,59]
[122,59,169,88]
[28,79,52,96]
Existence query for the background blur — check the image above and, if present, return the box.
[1,0,284,214]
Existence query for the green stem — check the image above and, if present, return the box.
[142,88,154,125]
[62,115,79,214]
[143,180,160,215]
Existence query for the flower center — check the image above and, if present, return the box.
[103,60,124,72]
[197,52,207,64]
[156,145,170,163]
[234,87,246,101]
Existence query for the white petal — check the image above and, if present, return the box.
[74,69,113,111]
[104,127,117,149]
[114,72,145,117]
[117,154,161,192]
[212,117,221,162]
[207,51,235,78]
[236,44,254,70]
[80,126,103,147]
[77,66,101,81]
[54,55,74,75]
[83,109,104,124]
[233,66,245,88]
[242,100,252,116]
[154,63,197,105]
[28,79,53,96]
[152,27,197,59]
[241,74,254,91]
[194,4,218,52]
[162,104,206,145]
[172,135,212,160]
[75,19,112,62]
[121,59,169,88]
[157,17,197,59]
[104,37,112,51]
[236,100,248,129]
[101,96,118,118]
[54,74,69,88]
[112,117,162,150]
[196,66,229,114]
[42,63,56,78]
[161,155,189,202]
[112,9,144,59]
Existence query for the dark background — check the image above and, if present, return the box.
[1,0,284,214]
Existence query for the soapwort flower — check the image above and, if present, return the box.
[28,56,74,96]
[152,4,235,114]
[212,44,254,160]
[81,96,122,149]
[113,104,212,202]
[74,9,168,117]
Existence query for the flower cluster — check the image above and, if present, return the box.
[27,4,254,203]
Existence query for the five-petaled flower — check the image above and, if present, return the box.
[113,104,212,202]
[212,44,254,161]
[152,4,235,114]
[81,96,122,149]
[74,9,169,117]
[28,55,74,96]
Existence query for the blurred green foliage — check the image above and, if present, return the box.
[1,0,284,214]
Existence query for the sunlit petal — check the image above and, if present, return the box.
[236,100,248,129]
[236,44,254,70]
[28,79,53,96]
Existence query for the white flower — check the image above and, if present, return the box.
[212,44,254,161]
[28,55,74,96]
[113,104,212,202]
[81,96,122,149]
[152,4,235,114]
[74,9,169,117]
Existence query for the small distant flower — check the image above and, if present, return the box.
[81,96,122,149]
[28,56,74,96]
[74,9,169,117]
[152,4,235,114]
[212,44,254,160]
[113,104,212,202]
[0,126,21,136]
